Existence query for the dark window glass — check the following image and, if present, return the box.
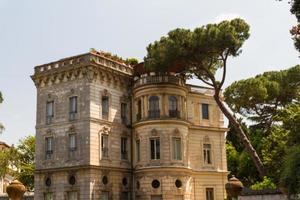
[175,179,182,188]
[121,137,128,160]
[172,137,182,160]
[151,180,160,189]
[121,103,127,124]
[202,104,209,119]
[121,192,129,200]
[69,176,76,185]
[101,135,109,158]
[69,134,76,151]
[102,176,108,185]
[102,96,109,120]
[206,188,214,200]
[203,144,212,165]
[150,138,160,160]
[136,140,140,161]
[45,137,53,159]
[46,101,54,124]
[149,96,160,119]
[69,96,77,120]
[137,100,142,121]
[169,96,179,117]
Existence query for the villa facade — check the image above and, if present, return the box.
[31,49,228,200]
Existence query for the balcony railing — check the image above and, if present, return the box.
[148,110,160,119]
[134,75,185,87]
[169,110,180,118]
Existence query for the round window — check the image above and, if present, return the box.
[175,179,182,188]
[122,177,128,186]
[151,179,160,189]
[69,175,76,185]
[102,176,108,185]
[45,177,51,187]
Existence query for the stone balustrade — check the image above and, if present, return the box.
[134,74,185,88]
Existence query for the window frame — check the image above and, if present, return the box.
[69,96,78,121]
[121,102,128,124]
[150,137,160,160]
[101,134,109,159]
[201,103,209,120]
[136,139,140,162]
[172,137,182,161]
[69,133,77,151]
[205,187,215,200]
[102,96,109,120]
[45,136,54,160]
[121,137,128,160]
[148,96,160,119]
[203,143,212,165]
[46,101,54,124]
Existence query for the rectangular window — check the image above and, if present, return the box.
[121,103,128,124]
[101,191,109,200]
[136,140,140,162]
[45,137,53,160]
[121,137,128,160]
[206,188,214,200]
[46,101,54,124]
[67,191,78,200]
[203,144,212,165]
[69,134,76,151]
[44,192,53,200]
[69,96,78,120]
[121,192,129,200]
[150,138,160,160]
[172,137,182,160]
[202,103,209,119]
[102,96,109,120]
[101,135,109,158]
[136,100,142,121]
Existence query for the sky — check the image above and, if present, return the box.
[0,0,299,145]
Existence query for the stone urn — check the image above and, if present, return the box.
[6,180,26,200]
[225,176,244,199]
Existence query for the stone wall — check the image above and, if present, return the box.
[0,194,34,200]
[239,194,287,200]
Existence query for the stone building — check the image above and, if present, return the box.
[31,49,228,200]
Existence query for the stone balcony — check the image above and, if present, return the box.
[133,74,185,88]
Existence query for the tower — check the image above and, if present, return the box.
[32,50,228,200]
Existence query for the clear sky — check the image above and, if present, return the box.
[0,0,299,145]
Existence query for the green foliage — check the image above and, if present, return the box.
[280,145,300,197]
[144,18,250,89]
[125,58,139,66]
[224,65,300,128]
[0,135,35,191]
[251,176,277,190]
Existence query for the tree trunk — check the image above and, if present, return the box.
[213,91,266,178]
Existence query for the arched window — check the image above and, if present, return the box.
[169,96,179,117]
[149,96,160,119]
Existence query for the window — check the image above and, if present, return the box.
[101,191,109,200]
[136,140,140,162]
[45,137,53,159]
[121,137,128,160]
[206,188,214,200]
[101,135,109,158]
[46,101,54,124]
[121,103,128,124]
[136,100,142,121]
[121,192,129,200]
[150,138,160,160]
[203,143,212,165]
[69,96,77,120]
[169,96,179,117]
[44,192,53,200]
[149,96,160,119]
[202,103,209,119]
[67,191,78,200]
[102,96,109,120]
[69,134,76,151]
[172,137,182,160]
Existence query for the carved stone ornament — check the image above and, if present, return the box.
[151,129,158,136]
[101,126,111,134]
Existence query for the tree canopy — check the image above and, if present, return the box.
[0,135,35,191]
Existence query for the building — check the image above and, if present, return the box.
[31,49,228,200]
[0,141,12,195]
